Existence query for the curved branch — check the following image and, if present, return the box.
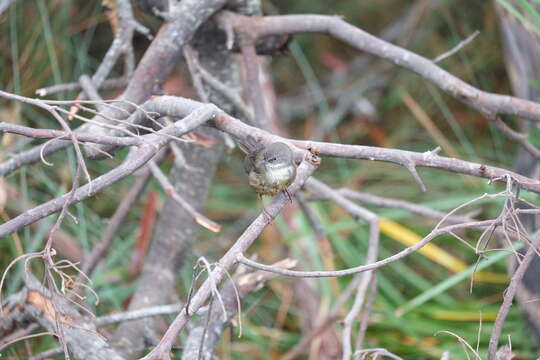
[237,220,496,278]
[217,11,540,123]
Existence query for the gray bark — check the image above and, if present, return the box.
[495,0,540,347]
[111,13,242,360]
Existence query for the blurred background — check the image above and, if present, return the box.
[1,0,539,358]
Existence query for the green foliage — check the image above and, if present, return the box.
[1,0,539,359]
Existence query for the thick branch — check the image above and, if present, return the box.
[218,11,540,123]
[111,12,238,357]
[1,276,124,360]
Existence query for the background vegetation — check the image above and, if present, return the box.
[1,0,538,358]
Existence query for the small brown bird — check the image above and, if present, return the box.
[243,138,297,199]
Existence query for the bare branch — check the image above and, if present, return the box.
[78,151,162,278]
[29,303,191,360]
[111,7,238,355]
[354,348,404,360]
[0,122,143,147]
[0,0,17,15]
[433,30,480,63]
[181,259,296,360]
[84,0,139,94]
[141,151,320,360]
[0,105,218,239]
[183,45,254,123]
[336,188,474,224]
[1,276,124,360]
[148,160,221,232]
[237,220,497,278]
[216,11,540,123]
[4,92,540,198]
[96,304,186,327]
[487,234,540,359]
[281,272,381,360]
[355,276,377,351]
[36,77,128,97]
[4,94,540,241]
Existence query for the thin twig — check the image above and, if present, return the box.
[79,150,164,277]
[433,30,480,63]
[355,276,377,351]
[237,220,497,278]
[148,160,221,232]
[36,77,128,97]
[487,234,540,359]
